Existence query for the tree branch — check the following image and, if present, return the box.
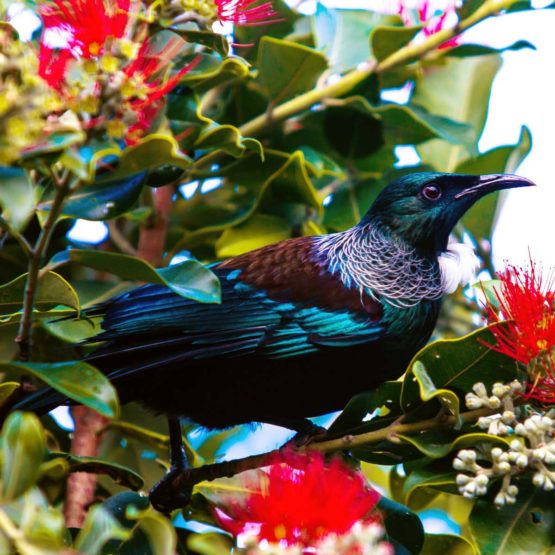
[171,405,496,491]
[137,186,175,266]
[15,172,71,361]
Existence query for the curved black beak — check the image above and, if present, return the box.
[454,174,536,199]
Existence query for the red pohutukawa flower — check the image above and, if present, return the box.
[215,451,391,554]
[215,0,281,26]
[398,0,460,49]
[38,0,131,58]
[37,0,199,142]
[486,259,555,403]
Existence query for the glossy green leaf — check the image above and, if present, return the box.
[49,249,221,304]
[178,54,250,93]
[312,6,398,71]
[401,325,517,413]
[171,28,229,56]
[329,381,402,434]
[1,412,46,501]
[124,506,177,555]
[215,214,291,258]
[402,467,460,507]
[1,361,119,419]
[0,381,19,406]
[48,452,144,490]
[0,168,35,231]
[371,24,424,62]
[411,360,461,421]
[109,135,193,181]
[258,36,328,103]
[195,124,263,159]
[74,505,131,555]
[40,173,145,221]
[187,532,234,555]
[19,131,85,161]
[469,484,555,554]
[421,533,476,555]
[442,40,535,58]
[378,495,425,555]
[413,55,502,171]
[0,271,80,314]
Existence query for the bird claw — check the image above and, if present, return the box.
[286,423,328,448]
[149,466,192,514]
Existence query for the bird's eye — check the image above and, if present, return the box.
[421,184,442,201]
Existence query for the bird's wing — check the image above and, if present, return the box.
[86,236,385,378]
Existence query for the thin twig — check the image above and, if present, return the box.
[107,220,137,256]
[0,216,33,258]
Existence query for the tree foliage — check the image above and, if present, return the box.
[0,0,553,553]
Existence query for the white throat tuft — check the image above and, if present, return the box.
[438,238,480,294]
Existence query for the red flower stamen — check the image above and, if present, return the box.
[216,451,380,548]
[215,0,282,26]
[485,258,555,404]
[39,0,131,58]
[398,0,460,49]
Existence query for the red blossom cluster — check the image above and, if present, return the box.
[398,0,460,49]
[36,0,279,142]
[215,451,389,553]
[486,259,555,404]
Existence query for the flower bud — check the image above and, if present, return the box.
[515,454,528,468]
[488,396,502,409]
[456,474,471,486]
[473,383,487,397]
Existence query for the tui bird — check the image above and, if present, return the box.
[16,172,533,510]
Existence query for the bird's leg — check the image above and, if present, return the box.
[149,417,193,513]
[262,417,328,447]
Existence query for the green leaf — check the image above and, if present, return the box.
[401,467,460,508]
[0,381,19,406]
[413,55,502,171]
[329,381,402,434]
[0,168,36,231]
[459,126,532,240]
[1,361,120,419]
[378,495,425,555]
[74,505,131,555]
[40,173,146,221]
[312,5,398,72]
[215,214,291,258]
[442,40,535,58]
[187,532,233,555]
[0,271,80,314]
[123,506,177,555]
[421,533,476,555]
[171,29,229,56]
[257,36,328,104]
[50,249,221,304]
[401,325,517,414]
[47,452,143,490]
[469,484,555,554]
[371,24,424,62]
[324,97,475,152]
[1,412,45,501]
[411,360,461,421]
[178,54,250,93]
[109,135,193,181]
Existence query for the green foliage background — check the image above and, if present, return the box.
[0,0,553,553]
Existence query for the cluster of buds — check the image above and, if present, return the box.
[0,25,62,164]
[454,381,555,505]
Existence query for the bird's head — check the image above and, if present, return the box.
[362,172,534,253]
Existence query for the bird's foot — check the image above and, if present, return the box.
[287,423,328,448]
[149,466,192,514]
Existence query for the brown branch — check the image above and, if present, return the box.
[171,405,495,491]
[64,406,108,528]
[137,186,174,266]
[16,172,71,361]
